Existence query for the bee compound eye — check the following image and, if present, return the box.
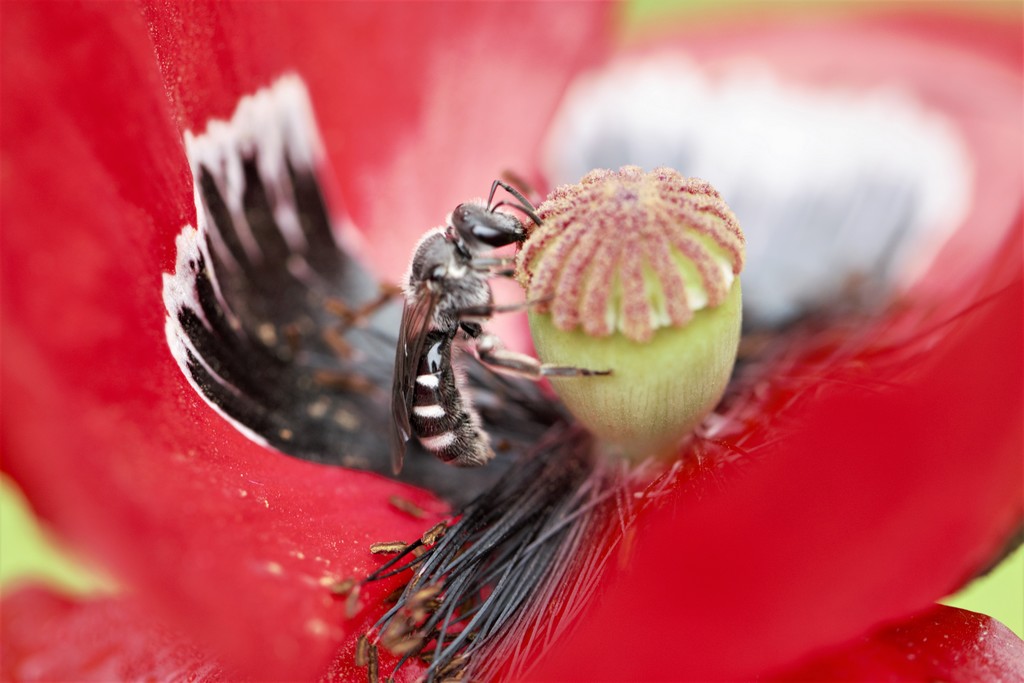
[430,265,447,280]
[451,204,470,228]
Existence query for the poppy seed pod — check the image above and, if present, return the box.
[517,167,745,459]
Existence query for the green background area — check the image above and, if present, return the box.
[623,0,1021,30]
[1,475,117,596]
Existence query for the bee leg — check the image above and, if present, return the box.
[475,334,611,379]
[470,257,515,268]
[469,256,517,278]
[458,296,553,319]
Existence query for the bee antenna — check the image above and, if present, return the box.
[487,179,542,227]
[491,200,542,229]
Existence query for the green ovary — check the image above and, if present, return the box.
[529,280,742,461]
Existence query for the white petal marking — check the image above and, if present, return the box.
[543,53,972,327]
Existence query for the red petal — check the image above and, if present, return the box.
[537,225,1022,682]
[0,586,433,683]
[639,10,1023,305]
[777,604,1024,681]
[1,3,608,679]
[1,587,224,681]
[533,15,1023,682]
[140,2,612,281]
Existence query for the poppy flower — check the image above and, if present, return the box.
[2,2,1021,682]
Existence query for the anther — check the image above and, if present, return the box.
[370,540,409,555]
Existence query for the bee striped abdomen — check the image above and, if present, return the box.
[411,331,493,466]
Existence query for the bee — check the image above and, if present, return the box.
[390,180,608,474]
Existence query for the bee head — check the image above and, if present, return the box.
[450,202,527,251]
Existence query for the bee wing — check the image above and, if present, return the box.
[390,284,439,474]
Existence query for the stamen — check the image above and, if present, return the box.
[320,326,355,359]
[345,583,362,619]
[421,521,448,546]
[370,541,409,555]
[389,495,428,519]
[367,640,379,683]
[312,369,377,393]
[361,426,659,681]
[354,634,370,667]
[329,576,357,596]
